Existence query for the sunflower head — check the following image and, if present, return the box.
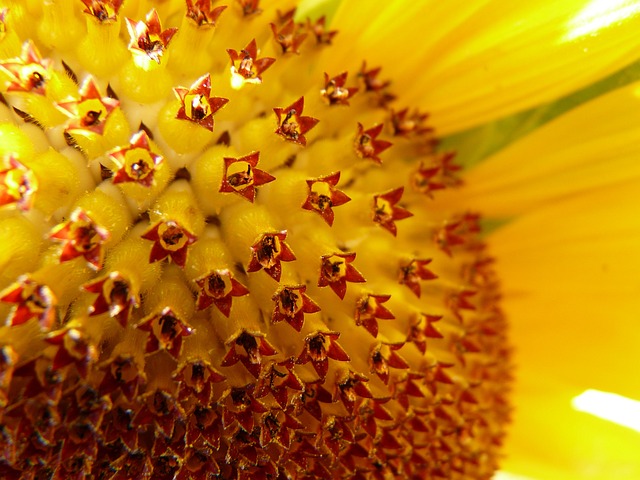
[0,1,510,479]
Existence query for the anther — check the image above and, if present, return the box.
[174,73,229,131]
[48,208,110,270]
[297,331,350,379]
[407,313,443,354]
[80,0,123,23]
[320,72,358,106]
[227,39,275,87]
[0,41,51,94]
[398,259,437,297]
[354,123,392,164]
[221,330,277,378]
[141,220,198,268]
[247,231,296,281]
[270,20,307,54]
[110,130,163,187]
[411,152,461,196]
[194,269,249,317]
[219,151,275,202]
[274,97,319,146]
[318,252,366,299]
[301,172,351,226]
[126,9,177,65]
[308,16,337,45]
[0,156,37,210]
[83,271,138,327]
[271,285,320,332]
[237,0,262,17]
[372,187,413,236]
[136,307,193,358]
[390,108,432,138]
[57,77,120,135]
[0,277,57,330]
[46,328,97,378]
[186,0,227,27]
[354,294,395,338]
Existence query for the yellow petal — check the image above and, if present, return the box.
[331,0,640,134]
[489,178,640,478]
[505,376,640,480]
[442,80,640,218]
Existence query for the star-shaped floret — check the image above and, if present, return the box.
[274,96,319,146]
[141,220,198,267]
[434,213,481,256]
[301,172,351,226]
[390,108,432,137]
[48,208,110,269]
[83,271,139,327]
[369,343,409,384]
[186,0,227,26]
[411,152,461,196]
[271,285,320,332]
[270,19,307,54]
[258,408,304,449]
[0,156,37,210]
[318,252,366,299]
[194,269,249,316]
[398,259,437,297]
[0,277,57,330]
[220,384,266,432]
[297,331,350,379]
[321,72,358,106]
[219,151,275,202]
[255,359,303,408]
[247,231,296,281]
[98,354,145,401]
[407,313,443,354]
[354,293,395,338]
[354,123,392,164]
[46,328,97,378]
[221,330,278,378]
[372,187,413,236]
[358,61,395,106]
[0,41,52,94]
[227,39,275,86]
[299,381,333,421]
[184,406,223,449]
[136,307,194,358]
[174,359,225,404]
[80,0,123,23]
[126,9,177,65]
[109,130,163,187]
[308,16,338,45]
[423,362,455,396]
[174,73,229,131]
[446,290,477,322]
[57,77,119,136]
[335,370,372,413]
[237,0,262,16]
[358,61,390,92]
[134,389,184,437]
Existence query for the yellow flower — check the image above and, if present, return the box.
[0,1,639,479]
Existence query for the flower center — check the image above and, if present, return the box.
[0,3,510,479]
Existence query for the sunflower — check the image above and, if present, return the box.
[0,1,638,479]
